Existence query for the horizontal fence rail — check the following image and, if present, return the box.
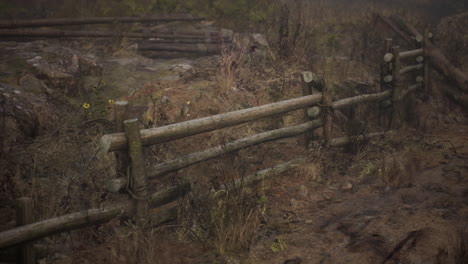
[100,94,323,152]
[0,15,204,28]
[0,184,190,248]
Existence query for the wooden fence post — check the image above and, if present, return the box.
[390,46,402,129]
[380,38,393,127]
[322,57,334,146]
[114,101,129,181]
[124,119,148,224]
[301,71,321,150]
[16,197,34,264]
[423,29,430,93]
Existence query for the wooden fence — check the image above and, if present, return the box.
[0,15,230,55]
[0,36,429,263]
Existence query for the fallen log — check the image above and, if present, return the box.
[0,29,223,40]
[100,94,324,152]
[0,15,204,29]
[108,120,323,192]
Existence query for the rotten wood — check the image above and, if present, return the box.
[0,15,204,28]
[100,93,323,152]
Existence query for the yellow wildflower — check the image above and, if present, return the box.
[82,103,90,109]
[108,99,115,104]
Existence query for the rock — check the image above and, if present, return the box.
[298,185,309,199]
[341,182,353,191]
[322,190,335,201]
[18,74,50,94]
[289,198,301,209]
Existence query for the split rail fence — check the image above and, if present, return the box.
[0,34,430,263]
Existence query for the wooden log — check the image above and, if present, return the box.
[301,71,317,149]
[218,158,305,191]
[16,198,34,264]
[0,205,126,249]
[100,93,323,152]
[148,183,191,209]
[382,15,468,93]
[322,58,334,146]
[139,37,230,44]
[400,83,422,99]
[374,14,413,44]
[332,90,392,110]
[148,206,178,227]
[124,119,148,223]
[423,29,430,93]
[109,120,323,192]
[329,131,394,146]
[114,101,129,183]
[391,46,402,129]
[0,184,190,249]
[0,29,220,40]
[0,15,204,28]
[138,43,222,54]
[399,48,423,59]
[399,63,424,76]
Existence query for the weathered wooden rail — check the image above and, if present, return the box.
[0,34,429,264]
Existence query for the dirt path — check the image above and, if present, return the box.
[247,121,467,264]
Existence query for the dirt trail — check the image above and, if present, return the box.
[247,121,468,264]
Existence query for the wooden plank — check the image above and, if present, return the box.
[16,198,34,264]
[100,93,323,152]
[124,119,148,223]
[0,15,204,28]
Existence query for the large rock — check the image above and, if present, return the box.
[0,82,57,155]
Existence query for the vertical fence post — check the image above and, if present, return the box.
[390,46,401,129]
[124,119,148,224]
[114,101,129,183]
[423,29,430,94]
[380,38,393,127]
[322,57,334,146]
[301,71,315,150]
[16,197,34,264]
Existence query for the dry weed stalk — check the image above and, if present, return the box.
[217,45,247,96]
